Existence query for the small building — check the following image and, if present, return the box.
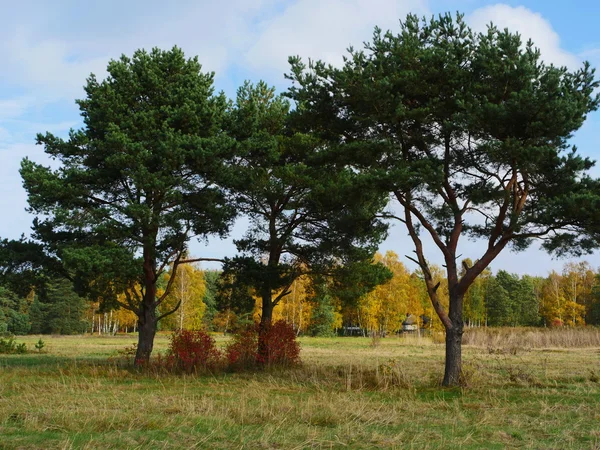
[341,326,364,336]
[402,314,419,332]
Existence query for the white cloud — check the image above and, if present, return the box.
[468,4,581,70]
[0,97,34,121]
[244,0,429,75]
[0,0,283,122]
[1,1,599,274]
[0,142,51,240]
[4,29,109,102]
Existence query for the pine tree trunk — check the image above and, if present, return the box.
[442,291,464,386]
[135,300,157,366]
[260,284,274,325]
[134,248,158,367]
[258,288,274,365]
[443,325,463,386]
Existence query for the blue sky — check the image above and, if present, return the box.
[1,0,599,275]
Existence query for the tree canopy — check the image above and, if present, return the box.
[287,13,600,385]
[20,47,236,363]
[221,81,390,332]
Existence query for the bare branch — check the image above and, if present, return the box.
[179,257,225,264]
[156,300,182,322]
[115,298,137,314]
[376,213,406,223]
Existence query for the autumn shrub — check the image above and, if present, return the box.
[225,325,258,369]
[226,320,300,369]
[168,330,222,373]
[258,320,301,366]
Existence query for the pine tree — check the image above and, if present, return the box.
[21,47,235,363]
[289,13,600,385]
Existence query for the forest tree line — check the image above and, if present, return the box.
[2,251,599,336]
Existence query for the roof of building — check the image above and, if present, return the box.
[402,314,418,325]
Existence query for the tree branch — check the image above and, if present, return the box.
[156,300,182,322]
[400,191,452,330]
[179,257,225,264]
[395,191,450,259]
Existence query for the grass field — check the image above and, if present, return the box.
[1,332,599,449]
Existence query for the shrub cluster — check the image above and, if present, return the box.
[226,320,301,369]
[133,321,301,373]
[168,330,222,373]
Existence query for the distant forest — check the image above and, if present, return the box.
[2,251,598,337]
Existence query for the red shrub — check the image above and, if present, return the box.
[225,325,259,369]
[258,320,301,366]
[225,320,300,369]
[168,330,222,373]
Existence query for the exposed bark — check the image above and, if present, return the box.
[258,286,274,365]
[260,286,274,325]
[135,236,159,366]
[442,290,464,386]
[396,183,512,386]
[443,320,463,386]
[135,296,157,365]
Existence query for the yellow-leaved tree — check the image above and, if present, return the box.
[357,251,424,335]
[160,263,206,331]
[273,275,314,334]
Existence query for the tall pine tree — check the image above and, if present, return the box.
[21,47,235,363]
[288,13,600,385]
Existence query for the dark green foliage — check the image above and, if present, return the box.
[23,278,88,335]
[307,283,336,337]
[215,267,256,317]
[485,276,511,326]
[0,286,30,335]
[15,342,27,354]
[0,308,7,335]
[588,278,600,325]
[224,81,389,324]
[34,338,45,353]
[20,47,236,362]
[287,12,599,385]
[516,276,540,326]
[39,279,88,335]
[0,238,62,298]
[0,336,27,354]
[486,271,539,326]
[6,311,30,336]
[330,260,393,307]
[28,298,45,335]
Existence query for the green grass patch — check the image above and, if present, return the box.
[1,334,599,449]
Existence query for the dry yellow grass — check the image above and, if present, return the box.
[463,326,600,349]
[1,331,599,449]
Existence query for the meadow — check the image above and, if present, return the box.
[1,329,599,449]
